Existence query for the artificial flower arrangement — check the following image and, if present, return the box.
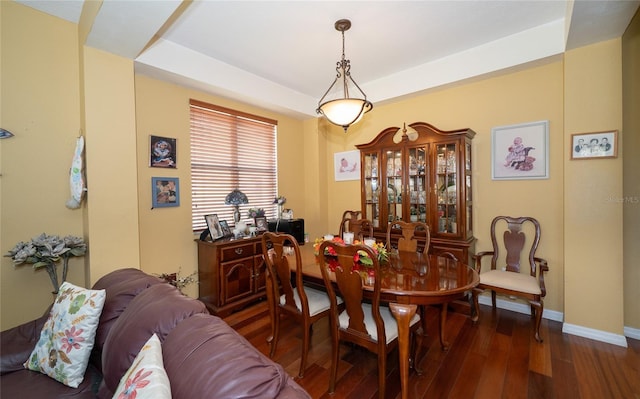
[155,267,198,294]
[313,236,388,275]
[5,233,87,294]
[247,207,265,218]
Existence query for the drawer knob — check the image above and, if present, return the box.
[234,248,243,255]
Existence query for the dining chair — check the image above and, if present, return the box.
[261,232,334,378]
[385,220,430,255]
[471,216,549,342]
[385,221,458,350]
[349,218,374,241]
[317,240,421,398]
[338,210,363,237]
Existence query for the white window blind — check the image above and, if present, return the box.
[190,99,278,231]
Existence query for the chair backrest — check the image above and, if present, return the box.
[386,221,430,255]
[317,241,385,345]
[488,216,541,276]
[349,219,374,242]
[261,232,308,315]
[338,210,363,237]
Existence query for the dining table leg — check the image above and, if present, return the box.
[440,304,450,350]
[389,302,417,399]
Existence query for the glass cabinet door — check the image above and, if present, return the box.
[435,143,458,234]
[407,146,428,222]
[465,142,473,236]
[363,152,381,228]
[384,149,403,224]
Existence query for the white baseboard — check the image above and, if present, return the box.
[624,326,640,340]
[477,295,563,322]
[477,295,632,347]
[562,323,628,347]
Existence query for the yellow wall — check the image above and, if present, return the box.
[1,1,636,340]
[83,46,141,284]
[133,75,305,298]
[564,39,624,334]
[1,2,85,327]
[314,61,565,314]
[622,12,640,331]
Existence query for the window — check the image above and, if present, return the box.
[190,99,277,231]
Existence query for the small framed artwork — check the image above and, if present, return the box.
[219,220,233,237]
[255,216,268,232]
[570,130,618,160]
[150,135,176,168]
[334,150,360,181]
[205,214,223,241]
[152,177,180,208]
[492,120,549,180]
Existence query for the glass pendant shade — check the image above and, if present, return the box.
[317,19,372,132]
[318,98,372,129]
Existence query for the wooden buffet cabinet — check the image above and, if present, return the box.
[356,122,476,264]
[197,236,267,317]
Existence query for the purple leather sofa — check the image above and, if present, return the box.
[0,268,310,399]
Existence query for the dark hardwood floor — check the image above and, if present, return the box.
[223,300,640,399]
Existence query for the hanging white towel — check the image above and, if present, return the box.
[66,136,86,209]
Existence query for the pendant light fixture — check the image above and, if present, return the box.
[316,19,373,132]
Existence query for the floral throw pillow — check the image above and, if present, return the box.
[24,281,106,388]
[112,334,171,399]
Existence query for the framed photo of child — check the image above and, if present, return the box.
[491,120,549,180]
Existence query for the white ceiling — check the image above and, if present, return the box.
[17,0,640,119]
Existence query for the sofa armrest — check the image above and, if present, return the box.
[0,306,50,375]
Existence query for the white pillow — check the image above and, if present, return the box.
[24,281,106,388]
[112,334,171,399]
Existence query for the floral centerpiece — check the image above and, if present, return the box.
[5,233,87,294]
[313,237,388,275]
[247,207,265,218]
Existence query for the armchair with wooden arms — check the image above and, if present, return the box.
[261,232,334,378]
[471,216,549,342]
[317,241,421,399]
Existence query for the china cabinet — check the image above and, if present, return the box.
[356,122,476,264]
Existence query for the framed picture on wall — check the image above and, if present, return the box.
[570,130,618,160]
[152,177,180,208]
[150,135,177,168]
[334,150,360,181]
[491,120,549,180]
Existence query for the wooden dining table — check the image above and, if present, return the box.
[293,244,479,399]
